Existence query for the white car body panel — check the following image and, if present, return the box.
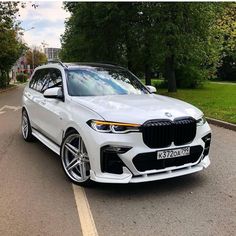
[22,63,212,184]
[71,94,203,124]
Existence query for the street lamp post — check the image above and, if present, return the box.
[32,48,35,70]
[23,27,35,70]
[24,26,35,32]
[21,27,36,73]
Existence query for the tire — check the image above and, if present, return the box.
[60,130,92,186]
[21,109,35,142]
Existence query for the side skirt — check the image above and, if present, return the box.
[32,128,60,155]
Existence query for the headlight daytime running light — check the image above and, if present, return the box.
[197,115,206,126]
[88,120,141,134]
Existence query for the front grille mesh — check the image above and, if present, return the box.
[142,117,197,148]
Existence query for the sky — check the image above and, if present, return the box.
[18,1,70,49]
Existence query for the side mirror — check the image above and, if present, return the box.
[43,87,63,100]
[146,85,157,93]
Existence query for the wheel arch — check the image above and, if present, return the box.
[64,127,78,137]
[22,105,27,113]
[62,124,91,161]
[22,105,32,117]
[61,118,94,152]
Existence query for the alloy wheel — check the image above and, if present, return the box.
[61,133,90,183]
[22,111,29,139]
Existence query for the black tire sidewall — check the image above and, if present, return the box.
[22,109,34,142]
[60,130,93,187]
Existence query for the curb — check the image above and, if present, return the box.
[0,85,18,94]
[0,82,27,94]
[207,117,236,132]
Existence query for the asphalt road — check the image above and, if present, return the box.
[0,85,235,236]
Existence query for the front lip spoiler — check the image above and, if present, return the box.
[90,156,210,184]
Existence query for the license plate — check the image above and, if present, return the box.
[157,147,190,160]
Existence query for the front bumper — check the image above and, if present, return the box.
[90,155,210,183]
[81,122,211,184]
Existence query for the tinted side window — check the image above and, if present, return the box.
[47,69,62,90]
[38,68,62,93]
[29,68,62,93]
[36,69,50,92]
[29,69,50,92]
[29,70,41,90]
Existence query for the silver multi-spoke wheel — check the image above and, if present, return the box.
[21,110,34,142]
[61,132,91,184]
[22,111,29,139]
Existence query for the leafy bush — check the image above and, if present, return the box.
[16,73,28,83]
[217,55,236,81]
[153,79,168,89]
[152,66,206,90]
[176,66,205,89]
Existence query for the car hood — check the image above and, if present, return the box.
[71,94,203,124]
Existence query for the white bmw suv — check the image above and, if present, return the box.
[22,62,212,186]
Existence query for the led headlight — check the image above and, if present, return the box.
[88,120,140,134]
[197,115,206,126]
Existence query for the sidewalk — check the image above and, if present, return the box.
[210,81,236,85]
[0,82,27,94]
[0,85,18,94]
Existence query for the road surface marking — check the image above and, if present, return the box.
[72,184,98,236]
[0,105,22,115]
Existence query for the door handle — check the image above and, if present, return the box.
[39,100,46,106]
[25,91,32,99]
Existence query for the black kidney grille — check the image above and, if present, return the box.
[173,118,197,146]
[142,117,196,148]
[142,120,173,148]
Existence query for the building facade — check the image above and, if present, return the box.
[44,48,61,61]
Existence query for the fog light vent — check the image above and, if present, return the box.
[103,145,131,154]
[202,133,211,156]
[100,146,131,174]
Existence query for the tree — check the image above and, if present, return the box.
[60,3,158,83]
[216,3,236,81]
[25,48,47,69]
[152,3,223,91]
[61,3,224,92]
[61,3,124,63]
[0,2,26,87]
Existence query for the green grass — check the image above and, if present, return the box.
[157,83,236,124]
[141,79,162,85]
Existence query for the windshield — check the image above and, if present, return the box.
[66,67,149,96]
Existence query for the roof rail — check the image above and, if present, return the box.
[47,60,68,68]
[98,61,120,66]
